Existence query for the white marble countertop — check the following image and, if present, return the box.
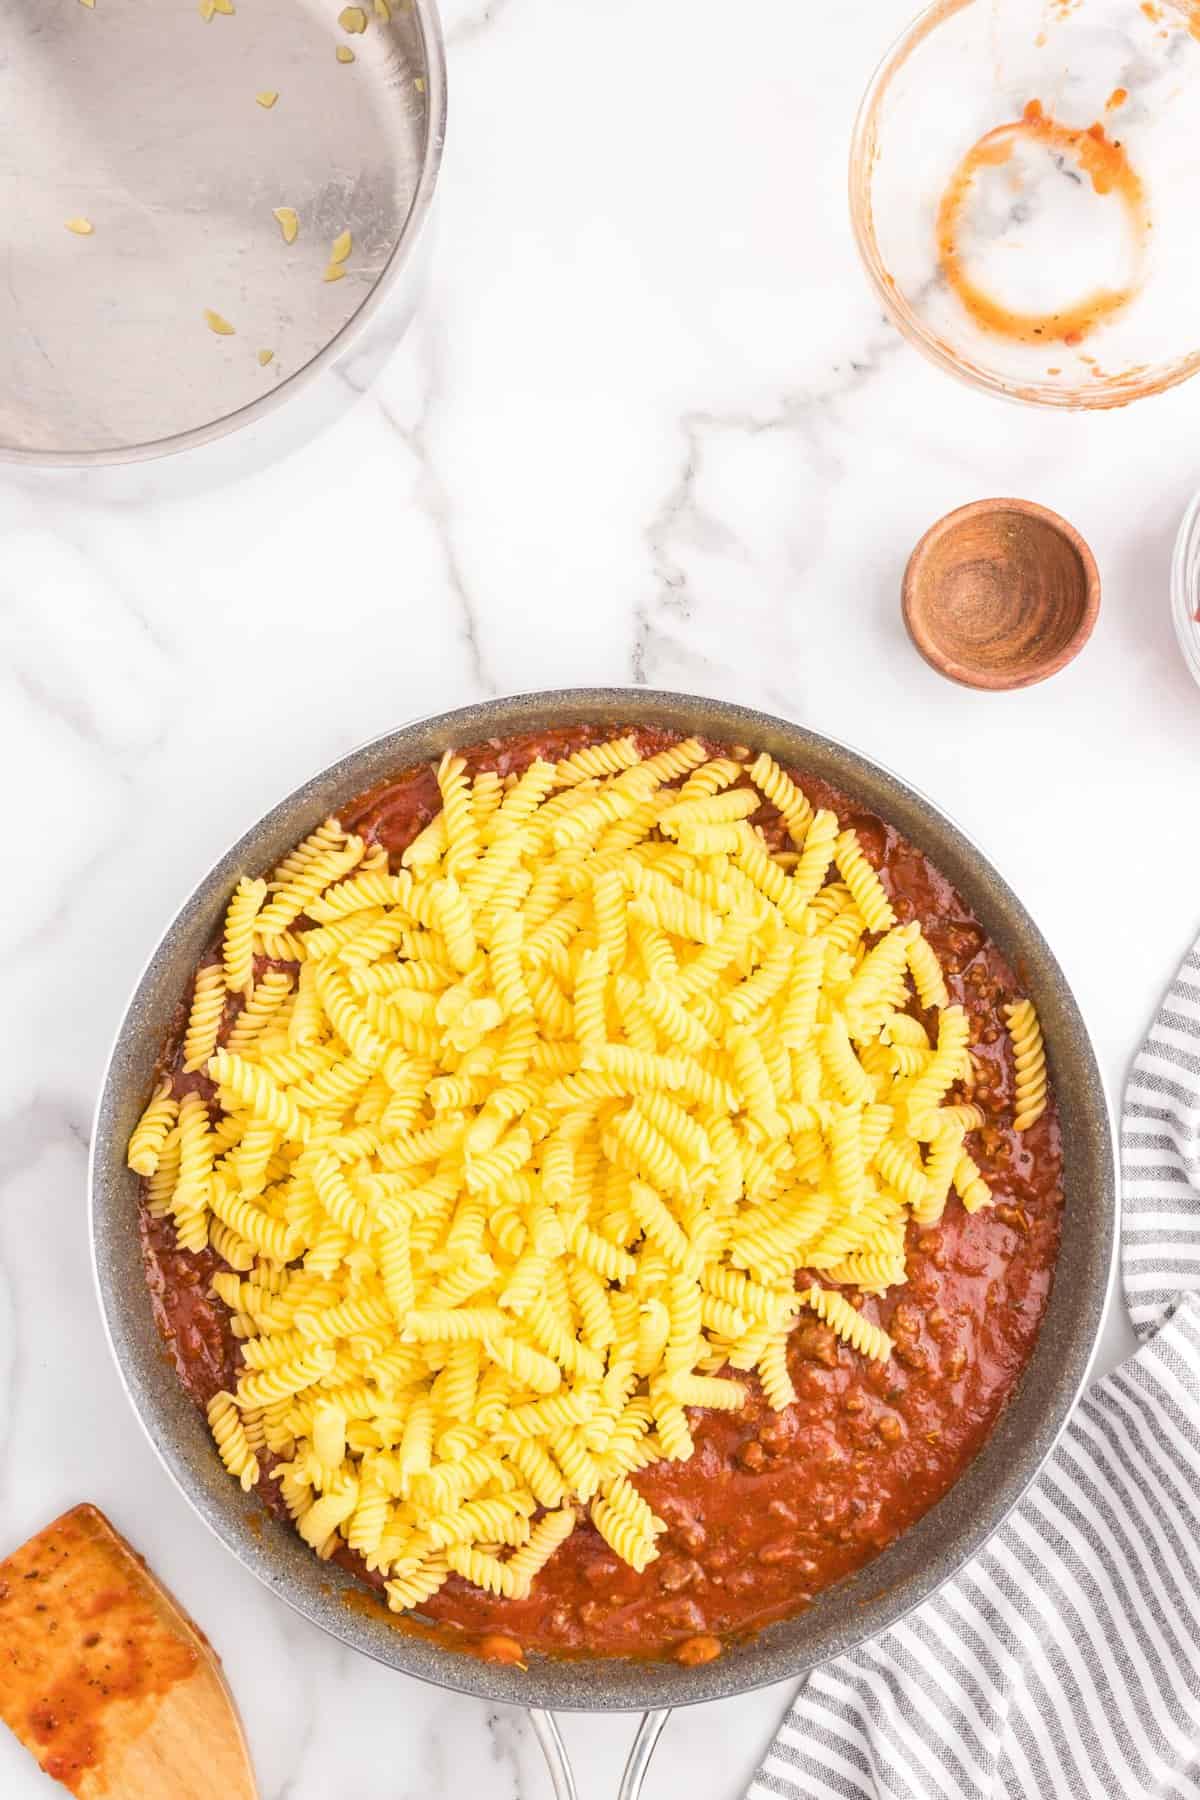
[5,0,1200,1792]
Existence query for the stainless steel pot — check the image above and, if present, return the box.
[2,0,446,470]
[90,689,1116,1797]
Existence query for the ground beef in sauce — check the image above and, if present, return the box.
[138,725,1063,1662]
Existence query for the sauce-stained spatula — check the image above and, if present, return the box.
[0,1504,257,1798]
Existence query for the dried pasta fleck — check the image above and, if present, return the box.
[272,206,299,244]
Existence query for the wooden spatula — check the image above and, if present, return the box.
[0,1504,257,1798]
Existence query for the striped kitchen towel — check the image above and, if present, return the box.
[748,945,1200,1800]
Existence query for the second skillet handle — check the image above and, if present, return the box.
[616,1710,671,1798]
[529,1707,672,1800]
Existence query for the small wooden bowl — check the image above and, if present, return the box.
[902,499,1100,690]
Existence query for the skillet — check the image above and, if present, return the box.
[90,688,1116,1795]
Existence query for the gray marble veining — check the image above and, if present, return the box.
[4,0,1199,1792]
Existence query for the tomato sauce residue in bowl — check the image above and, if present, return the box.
[936,98,1148,348]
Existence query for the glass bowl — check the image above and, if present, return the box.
[850,0,1200,409]
[1171,490,1200,688]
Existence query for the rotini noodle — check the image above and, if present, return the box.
[1006,998,1047,1131]
[127,1081,179,1176]
[223,877,268,997]
[182,963,228,1073]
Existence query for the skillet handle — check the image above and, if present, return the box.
[617,1710,671,1798]
[528,1708,672,1800]
[529,1710,579,1800]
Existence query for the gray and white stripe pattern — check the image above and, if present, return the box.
[748,946,1200,1800]
[1122,943,1200,1338]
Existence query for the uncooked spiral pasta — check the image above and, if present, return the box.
[954,1150,993,1213]
[268,818,348,888]
[833,828,897,935]
[906,929,950,1011]
[1006,997,1047,1131]
[209,1049,308,1141]
[913,1121,964,1226]
[639,737,709,783]
[903,1006,970,1121]
[590,1493,660,1571]
[207,1390,260,1490]
[426,1492,533,1550]
[226,968,294,1055]
[443,1543,525,1598]
[800,1285,894,1362]
[505,1507,577,1591]
[127,1081,178,1176]
[170,1092,213,1252]
[346,1479,389,1560]
[182,963,227,1074]
[207,1218,255,1271]
[436,751,479,882]
[757,1329,796,1409]
[233,1119,277,1198]
[131,729,1053,1624]
[675,756,742,803]
[819,1015,875,1107]
[746,750,814,844]
[824,1247,906,1294]
[824,1115,864,1226]
[789,808,838,908]
[670,1372,746,1409]
[222,876,268,998]
[145,1122,182,1219]
[555,736,641,785]
[604,1109,689,1197]
[384,1553,450,1611]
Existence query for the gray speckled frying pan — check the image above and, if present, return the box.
[90,690,1116,1798]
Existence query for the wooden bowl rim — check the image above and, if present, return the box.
[901,496,1101,692]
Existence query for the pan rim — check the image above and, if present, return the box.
[89,686,1117,1712]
